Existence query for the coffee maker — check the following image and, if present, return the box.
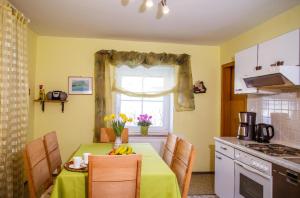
[237,112,256,140]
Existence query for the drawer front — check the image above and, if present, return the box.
[215,141,234,158]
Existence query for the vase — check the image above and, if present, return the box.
[114,136,122,149]
[140,126,149,136]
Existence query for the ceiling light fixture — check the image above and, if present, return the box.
[146,0,154,8]
[160,0,170,15]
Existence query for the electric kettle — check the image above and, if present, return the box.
[255,123,275,143]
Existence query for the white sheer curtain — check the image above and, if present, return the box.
[112,65,177,97]
[0,1,29,197]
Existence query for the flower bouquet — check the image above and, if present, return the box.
[104,113,132,147]
[137,114,152,136]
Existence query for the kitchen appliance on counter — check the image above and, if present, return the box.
[272,163,300,198]
[237,112,256,140]
[235,149,272,198]
[255,123,275,143]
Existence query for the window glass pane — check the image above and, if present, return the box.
[143,101,164,127]
[143,97,164,101]
[120,101,142,126]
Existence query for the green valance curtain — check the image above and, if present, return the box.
[94,50,195,141]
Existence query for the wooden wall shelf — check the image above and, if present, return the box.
[34,99,68,112]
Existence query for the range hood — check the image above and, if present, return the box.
[243,66,300,88]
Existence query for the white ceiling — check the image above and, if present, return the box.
[9,0,300,45]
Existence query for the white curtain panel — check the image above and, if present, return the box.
[113,65,177,97]
[0,1,29,197]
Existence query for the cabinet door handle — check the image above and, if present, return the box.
[216,156,222,160]
[255,66,262,70]
[271,61,284,67]
[220,146,227,150]
[235,89,242,91]
[287,178,299,186]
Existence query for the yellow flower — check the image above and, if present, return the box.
[104,115,109,121]
[110,114,115,120]
[119,113,128,122]
[128,118,133,122]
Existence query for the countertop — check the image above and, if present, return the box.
[214,137,300,173]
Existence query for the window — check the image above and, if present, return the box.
[115,65,174,134]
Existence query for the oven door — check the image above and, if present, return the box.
[235,160,272,198]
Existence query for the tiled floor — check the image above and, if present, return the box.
[189,173,215,195]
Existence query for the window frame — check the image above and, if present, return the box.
[114,65,174,135]
[115,93,172,135]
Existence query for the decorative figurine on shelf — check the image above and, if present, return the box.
[137,114,152,136]
[104,113,133,148]
[38,85,46,101]
[193,81,207,94]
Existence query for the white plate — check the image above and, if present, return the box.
[81,163,87,168]
[69,164,86,169]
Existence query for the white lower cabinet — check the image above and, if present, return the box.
[215,143,235,198]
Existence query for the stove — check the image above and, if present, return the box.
[245,143,300,158]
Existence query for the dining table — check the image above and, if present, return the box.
[50,143,181,198]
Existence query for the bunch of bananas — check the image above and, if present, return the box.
[108,145,135,155]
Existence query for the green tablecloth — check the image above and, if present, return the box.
[50,143,181,198]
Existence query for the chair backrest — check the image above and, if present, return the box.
[24,138,53,198]
[43,131,62,175]
[88,155,142,198]
[100,128,129,143]
[171,139,195,198]
[162,133,178,166]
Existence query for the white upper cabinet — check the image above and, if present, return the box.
[234,29,300,94]
[234,45,258,94]
[258,29,300,68]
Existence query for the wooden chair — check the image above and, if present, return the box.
[43,131,62,176]
[162,133,178,166]
[171,139,195,198]
[88,155,142,198]
[23,138,53,198]
[100,128,129,143]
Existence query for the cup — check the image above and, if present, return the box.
[73,156,82,168]
[83,153,91,164]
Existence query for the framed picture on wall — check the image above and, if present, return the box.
[68,76,93,95]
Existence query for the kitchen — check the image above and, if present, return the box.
[216,29,300,198]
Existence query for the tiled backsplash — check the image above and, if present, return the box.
[247,91,300,146]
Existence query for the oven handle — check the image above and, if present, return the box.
[234,160,271,180]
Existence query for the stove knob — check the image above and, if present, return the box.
[259,164,265,171]
[255,163,261,170]
[258,164,263,170]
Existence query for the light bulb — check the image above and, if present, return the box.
[146,0,154,8]
[162,5,170,14]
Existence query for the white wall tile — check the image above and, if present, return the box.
[247,92,300,144]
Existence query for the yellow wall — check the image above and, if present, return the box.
[33,36,220,171]
[27,29,37,141]
[221,4,300,64]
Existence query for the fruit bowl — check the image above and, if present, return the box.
[108,145,136,155]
